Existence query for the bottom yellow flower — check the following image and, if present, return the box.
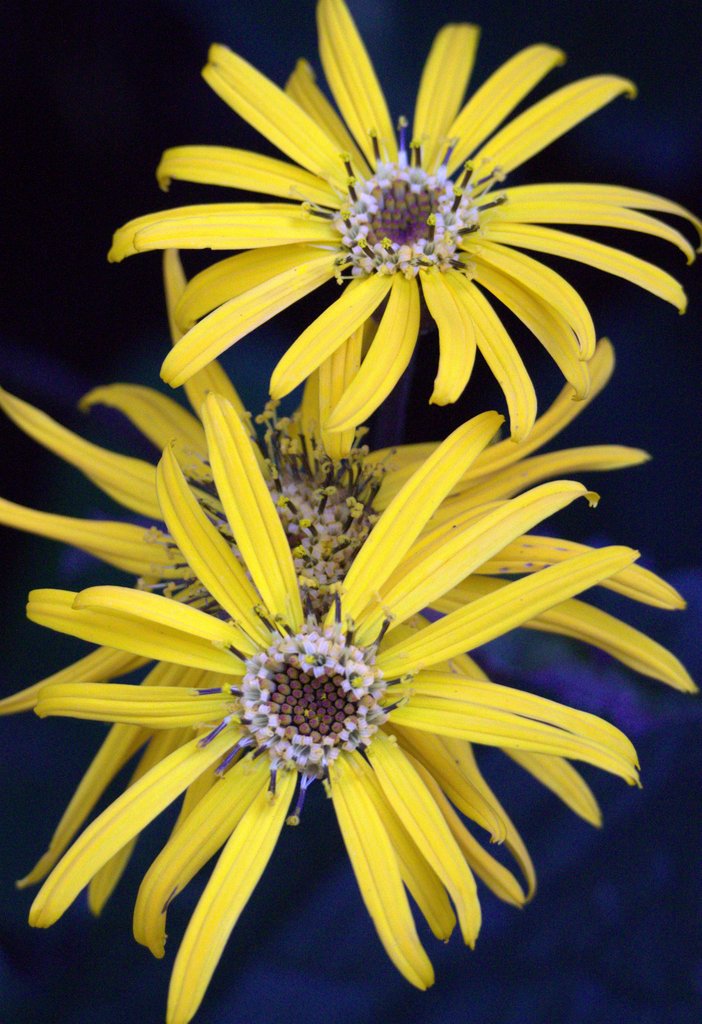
[0,343,694,1021]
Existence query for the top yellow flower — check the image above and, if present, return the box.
[110,0,700,440]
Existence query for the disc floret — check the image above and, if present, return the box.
[240,623,387,779]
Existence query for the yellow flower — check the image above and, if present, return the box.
[0,267,694,1024]
[110,0,700,440]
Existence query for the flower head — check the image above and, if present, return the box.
[110,0,700,440]
[0,292,694,1022]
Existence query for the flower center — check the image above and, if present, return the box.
[240,623,387,779]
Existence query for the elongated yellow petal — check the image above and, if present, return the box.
[475,535,685,609]
[30,730,235,928]
[285,58,369,174]
[156,445,269,646]
[458,445,648,508]
[35,683,230,730]
[450,276,537,440]
[317,0,397,165]
[0,387,159,518]
[506,750,601,826]
[330,752,435,986]
[157,145,339,208]
[73,585,246,649]
[341,411,503,633]
[413,24,480,171]
[88,727,190,916]
[392,698,638,782]
[17,722,147,887]
[316,321,366,459]
[202,393,303,628]
[368,731,481,946]
[167,770,295,1024]
[28,590,244,675]
[109,203,337,262]
[377,546,638,676]
[410,752,527,907]
[358,756,456,941]
[134,756,270,958]
[420,270,477,405]
[325,275,420,431]
[269,274,393,400]
[365,481,592,635]
[393,726,506,840]
[446,44,565,175]
[0,498,177,578]
[470,75,636,177]
[485,221,687,311]
[405,671,636,762]
[495,186,697,262]
[163,252,336,388]
[517,182,702,248]
[203,43,345,184]
[0,646,147,717]
[80,384,206,454]
[471,260,590,398]
[471,239,596,359]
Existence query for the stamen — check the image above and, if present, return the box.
[198,715,232,748]
[369,128,381,164]
[286,774,315,826]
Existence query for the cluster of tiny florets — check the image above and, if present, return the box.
[239,623,387,778]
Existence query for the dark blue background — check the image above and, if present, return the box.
[1,2,700,1022]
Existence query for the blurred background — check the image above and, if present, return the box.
[1,1,700,1022]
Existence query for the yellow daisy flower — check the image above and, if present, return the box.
[0,270,694,1024]
[109,0,700,440]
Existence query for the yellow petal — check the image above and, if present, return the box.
[157,145,339,207]
[202,393,303,628]
[285,58,369,174]
[109,203,338,262]
[30,730,235,928]
[27,589,244,675]
[0,497,177,578]
[166,769,295,1024]
[269,274,393,400]
[340,411,503,633]
[451,276,537,440]
[134,756,270,958]
[471,239,596,359]
[471,260,590,399]
[316,0,397,165]
[316,322,366,459]
[79,384,206,454]
[156,444,269,646]
[162,251,336,388]
[410,751,527,907]
[0,387,159,518]
[368,731,481,946]
[203,43,345,184]
[330,752,435,987]
[484,221,687,311]
[376,545,638,676]
[446,44,565,175]
[0,646,147,717]
[495,184,697,263]
[413,24,481,171]
[324,274,420,431]
[470,75,636,178]
[420,270,477,405]
[506,750,601,826]
[35,682,230,730]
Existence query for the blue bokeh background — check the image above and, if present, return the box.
[1,2,700,1022]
